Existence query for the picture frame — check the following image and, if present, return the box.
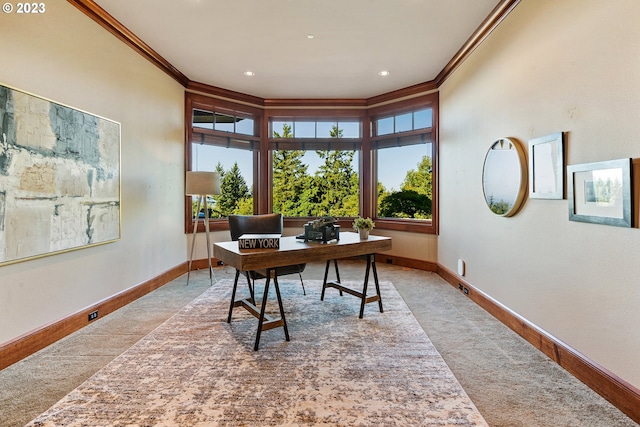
[567,158,632,227]
[528,132,565,199]
[0,83,121,266]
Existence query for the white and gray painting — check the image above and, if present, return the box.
[0,85,120,265]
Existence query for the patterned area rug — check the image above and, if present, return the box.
[27,279,488,426]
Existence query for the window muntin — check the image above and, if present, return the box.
[188,101,260,227]
[270,120,361,218]
[193,108,255,136]
[371,105,434,222]
[374,108,433,136]
[187,92,437,234]
[271,119,361,138]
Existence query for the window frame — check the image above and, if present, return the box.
[368,93,439,234]
[185,92,438,235]
[185,93,262,233]
[266,110,366,228]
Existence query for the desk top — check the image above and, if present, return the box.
[214,231,392,271]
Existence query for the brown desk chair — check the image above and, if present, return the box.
[228,214,306,301]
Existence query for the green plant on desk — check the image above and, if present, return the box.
[353,217,374,239]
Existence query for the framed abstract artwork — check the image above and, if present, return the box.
[528,132,565,199]
[567,158,632,227]
[0,83,121,266]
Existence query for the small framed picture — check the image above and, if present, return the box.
[528,132,565,199]
[567,158,632,227]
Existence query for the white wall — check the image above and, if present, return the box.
[0,3,185,343]
[439,0,640,388]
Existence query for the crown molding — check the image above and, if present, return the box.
[67,0,190,87]
[435,0,521,87]
[69,0,519,101]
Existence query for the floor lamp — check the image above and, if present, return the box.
[186,171,220,286]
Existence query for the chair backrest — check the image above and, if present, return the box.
[228,213,283,241]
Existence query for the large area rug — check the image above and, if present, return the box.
[27,279,488,426]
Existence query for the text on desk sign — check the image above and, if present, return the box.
[238,234,281,249]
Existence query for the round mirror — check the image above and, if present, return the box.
[482,138,527,217]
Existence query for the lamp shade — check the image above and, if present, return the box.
[185,171,220,196]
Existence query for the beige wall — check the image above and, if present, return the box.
[0,3,185,343]
[3,0,637,394]
[369,230,437,262]
[439,0,640,388]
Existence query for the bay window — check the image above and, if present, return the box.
[185,91,438,234]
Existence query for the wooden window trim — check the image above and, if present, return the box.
[185,92,439,235]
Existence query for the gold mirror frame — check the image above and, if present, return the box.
[482,138,527,217]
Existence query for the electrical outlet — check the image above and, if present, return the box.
[88,310,98,321]
[463,287,469,295]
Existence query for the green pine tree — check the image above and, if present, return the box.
[272,123,311,216]
[217,162,251,217]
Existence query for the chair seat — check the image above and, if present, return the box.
[228,214,307,296]
[248,263,306,280]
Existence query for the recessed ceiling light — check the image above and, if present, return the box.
[379,70,390,76]
[307,34,314,39]
[244,71,255,76]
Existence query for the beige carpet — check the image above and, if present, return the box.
[26,279,488,426]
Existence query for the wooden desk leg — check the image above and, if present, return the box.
[254,275,271,351]
[228,270,256,323]
[245,273,255,305]
[254,270,290,351]
[321,260,331,300]
[371,254,384,314]
[227,270,241,323]
[272,276,290,342]
[333,259,342,285]
[321,259,342,301]
[359,256,371,319]
[359,254,384,318]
